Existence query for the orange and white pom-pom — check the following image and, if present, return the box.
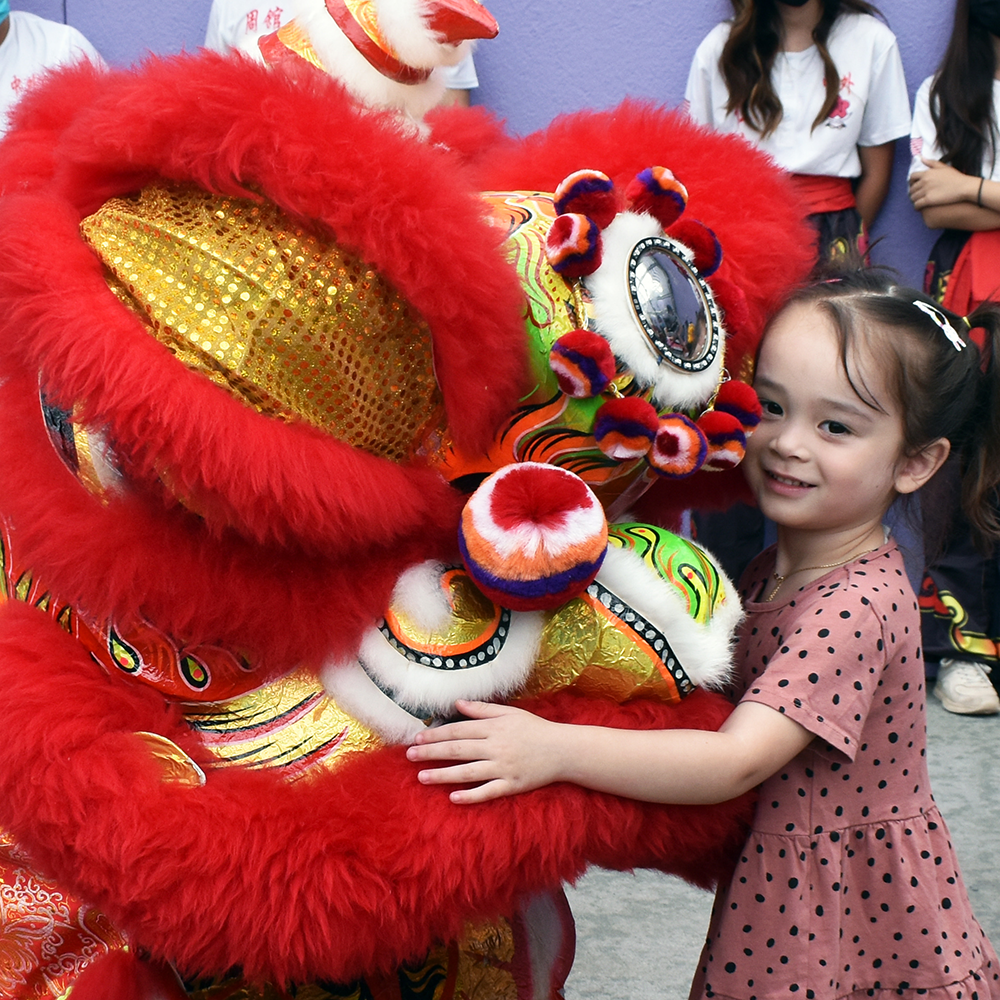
[549,329,617,398]
[698,410,747,472]
[545,212,603,279]
[624,166,688,229]
[593,396,659,460]
[459,463,608,610]
[554,169,619,230]
[647,413,708,478]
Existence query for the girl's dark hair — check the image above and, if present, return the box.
[720,0,885,138]
[787,270,1000,547]
[928,0,998,176]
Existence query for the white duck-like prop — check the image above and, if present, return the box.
[253,0,498,125]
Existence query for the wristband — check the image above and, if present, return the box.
[978,177,985,207]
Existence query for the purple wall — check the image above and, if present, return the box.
[27,1,950,286]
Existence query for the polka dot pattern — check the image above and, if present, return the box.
[689,544,1000,1000]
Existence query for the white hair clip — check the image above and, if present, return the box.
[913,300,966,352]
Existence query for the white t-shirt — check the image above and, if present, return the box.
[0,11,104,135]
[204,0,298,52]
[908,74,1000,182]
[683,13,910,178]
[203,0,478,87]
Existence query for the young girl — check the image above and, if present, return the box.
[408,272,1000,999]
[908,0,1000,715]
[684,0,911,261]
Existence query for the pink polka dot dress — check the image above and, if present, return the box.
[689,542,1000,1000]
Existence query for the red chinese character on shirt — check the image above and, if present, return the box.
[10,76,21,93]
[264,7,283,29]
[245,10,259,32]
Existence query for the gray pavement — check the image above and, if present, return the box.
[564,690,1000,1000]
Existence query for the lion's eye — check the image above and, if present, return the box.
[628,237,718,373]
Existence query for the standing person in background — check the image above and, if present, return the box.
[683,0,911,585]
[684,0,910,264]
[908,0,1000,716]
[0,4,104,136]
[204,0,481,106]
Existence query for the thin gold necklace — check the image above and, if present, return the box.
[765,551,866,601]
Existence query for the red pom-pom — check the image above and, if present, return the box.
[624,166,688,229]
[698,410,748,472]
[459,463,608,610]
[593,396,659,460]
[667,218,723,277]
[713,379,762,432]
[647,413,708,478]
[554,169,619,230]
[546,213,603,278]
[549,329,617,398]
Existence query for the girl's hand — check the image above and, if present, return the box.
[407,701,564,804]
[909,157,979,209]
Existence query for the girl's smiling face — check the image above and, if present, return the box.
[744,301,915,541]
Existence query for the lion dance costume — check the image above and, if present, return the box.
[0,7,813,996]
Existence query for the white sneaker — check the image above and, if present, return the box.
[933,659,1000,715]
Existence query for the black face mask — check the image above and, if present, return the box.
[970,0,1000,36]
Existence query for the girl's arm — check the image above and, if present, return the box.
[854,142,896,229]
[407,698,815,805]
[909,158,1000,231]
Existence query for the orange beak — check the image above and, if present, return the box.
[424,0,498,42]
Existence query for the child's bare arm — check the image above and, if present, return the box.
[406,699,814,805]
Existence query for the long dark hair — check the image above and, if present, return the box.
[929,0,999,176]
[720,0,885,138]
[788,270,1000,548]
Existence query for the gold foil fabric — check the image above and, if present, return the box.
[80,185,445,463]
[134,732,206,787]
[183,668,382,778]
[384,568,503,659]
[526,587,685,705]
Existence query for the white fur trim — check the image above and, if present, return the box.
[586,212,725,410]
[595,543,741,689]
[390,560,453,633]
[320,657,427,743]
[295,5,447,123]
[358,609,543,714]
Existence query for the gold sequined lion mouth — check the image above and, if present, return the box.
[81,185,449,467]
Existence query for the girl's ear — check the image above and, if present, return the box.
[894,438,951,495]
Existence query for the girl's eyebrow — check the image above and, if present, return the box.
[817,397,876,423]
[754,375,877,423]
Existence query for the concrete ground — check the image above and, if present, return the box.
[563,689,1000,1000]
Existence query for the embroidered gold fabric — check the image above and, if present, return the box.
[0,830,127,999]
[80,185,445,463]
